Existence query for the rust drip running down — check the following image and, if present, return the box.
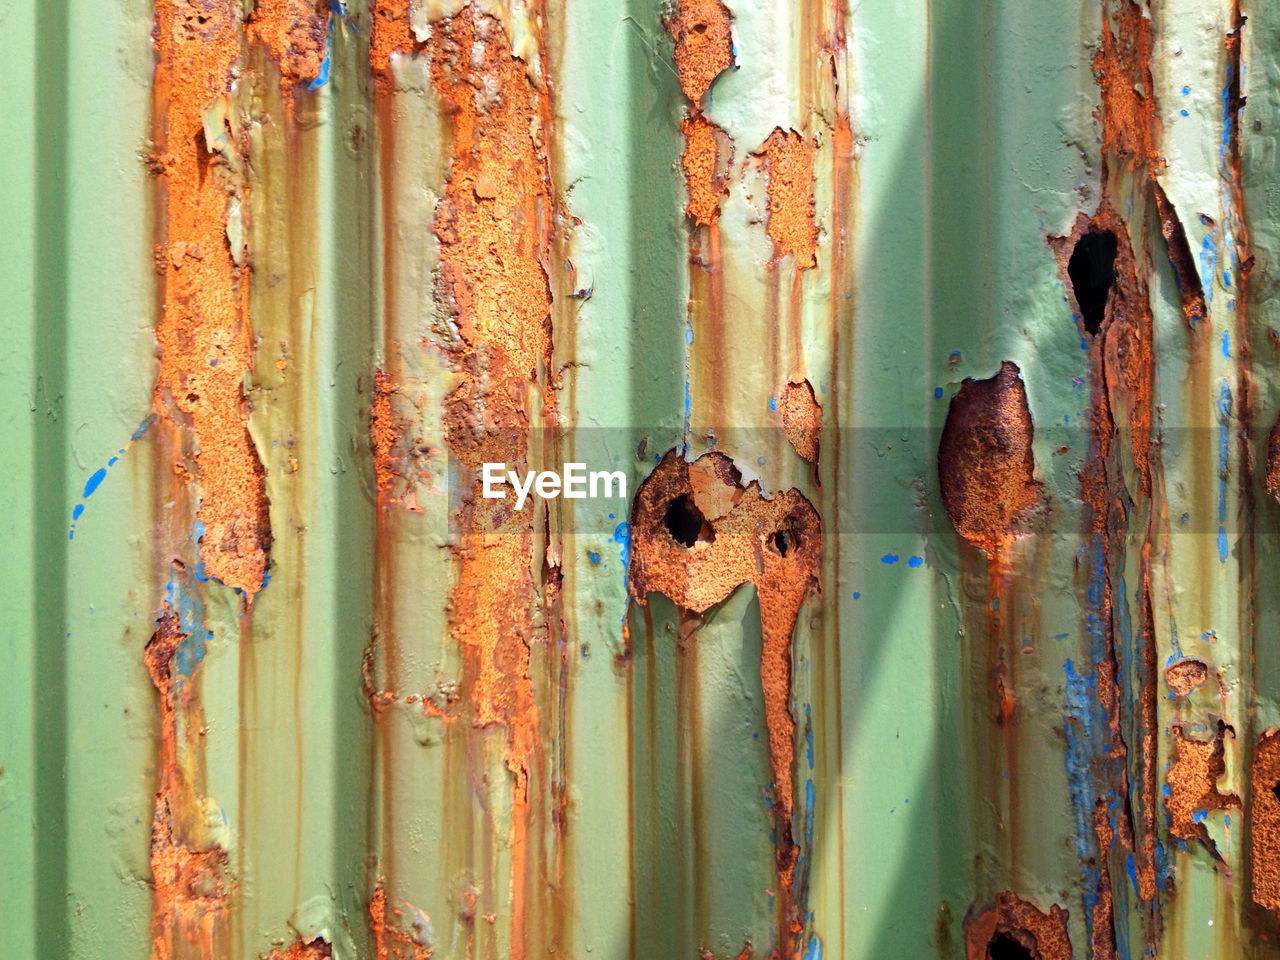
[1251,731,1280,912]
[754,128,819,270]
[370,880,434,959]
[145,612,230,960]
[1164,658,1208,698]
[264,937,332,960]
[680,114,732,227]
[963,892,1072,960]
[247,0,331,85]
[628,451,821,906]
[370,0,421,89]
[937,361,1039,554]
[152,0,272,604]
[664,0,734,106]
[1266,412,1280,502]
[1165,720,1239,853]
[779,379,822,464]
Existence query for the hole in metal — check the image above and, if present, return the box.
[664,494,712,548]
[1068,229,1117,336]
[988,931,1034,960]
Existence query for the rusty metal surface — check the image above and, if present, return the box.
[5,0,1280,957]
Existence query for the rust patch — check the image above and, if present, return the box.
[370,880,434,959]
[755,128,819,269]
[1266,411,1280,502]
[1166,720,1239,851]
[963,891,1071,960]
[680,114,732,227]
[248,0,331,84]
[1093,0,1160,171]
[1164,658,1208,698]
[1151,181,1207,327]
[370,0,420,88]
[264,937,332,960]
[664,0,734,106]
[937,361,1039,553]
[146,611,230,960]
[628,450,821,905]
[779,379,821,464]
[370,370,403,506]
[1251,730,1280,912]
[153,0,272,603]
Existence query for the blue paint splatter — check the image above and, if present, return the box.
[587,550,601,565]
[1180,109,1189,117]
[907,556,923,568]
[852,592,860,599]
[1200,234,1217,307]
[72,504,84,521]
[1182,85,1191,95]
[82,468,107,499]
[933,387,943,399]
[880,553,899,564]
[612,522,631,569]
[769,397,777,411]
[1222,330,1230,358]
[685,327,694,345]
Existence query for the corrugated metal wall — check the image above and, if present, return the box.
[4,0,1280,957]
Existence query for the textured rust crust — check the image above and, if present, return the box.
[680,115,732,226]
[963,892,1072,960]
[248,0,331,84]
[1252,731,1280,912]
[664,0,734,106]
[370,881,434,960]
[937,361,1039,553]
[1266,412,1280,503]
[370,0,420,88]
[628,450,820,900]
[153,0,272,604]
[1166,721,1239,852]
[755,128,819,269]
[779,379,821,464]
[146,612,231,960]
[1165,658,1208,698]
[1151,181,1207,327]
[1093,0,1160,170]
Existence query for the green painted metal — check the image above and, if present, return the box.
[4,0,1280,958]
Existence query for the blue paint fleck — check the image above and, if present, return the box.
[1222,330,1230,358]
[907,556,923,568]
[852,592,860,599]
[587,550,601,565]
[1180,109,1189,117]
[881,554,899,564]
[1182,85,1191,95]
[933,387,943,399]
[685,327,694,345]
[82,468,107,499]
[72,504,84,521]
[612,522,631,569]
[769,397,777,411]
[308,17,333,90]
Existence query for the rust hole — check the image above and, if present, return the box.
[1272,780,1280,806]
[1068,229,1117,336]
[988,931,1035,960]
[771,530,791,557]
[664,493,713,547]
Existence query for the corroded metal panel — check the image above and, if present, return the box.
[5,0,1280,958]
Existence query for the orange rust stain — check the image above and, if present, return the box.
[779,378,822,464]
[264,937,332,960]
[680,114,731,227]
[370,880,435,959]
[628,451,820,905]
[146,611,230,960]
[1165,720,1239,850]
[1152,181,1207,327]
[370,0,420,89]
[1164,658,1208,698]
[248,0,331,84]
[755,128,819,269]
[937,361,1040,553]
[665,0,734,106]
[963,892,1072,960]
[1251,731,1280,912]
[1093,0,1161,171]
[153,0,271,603]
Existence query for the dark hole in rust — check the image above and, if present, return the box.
[692,22,707,33]
[988,931,1035,960]
[771,530,791,557]
[1271,780,1280,806]
[1067,230,1117,336]
[664,494,712,548]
